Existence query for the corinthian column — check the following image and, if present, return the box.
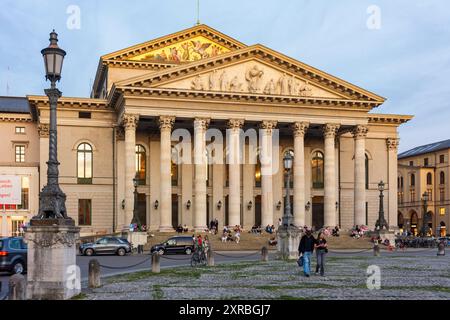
[353,125,368,226]
[194,118,210,231]
[323,123,340,227]
[228,119,244,227]
[292,122,309,227]
[260,120,278,228]
[159,116,175,232]
[123,114,139,230]
[387,138,400,229]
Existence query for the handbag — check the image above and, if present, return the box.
[297,255,304,267]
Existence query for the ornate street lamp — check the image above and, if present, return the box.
[33,30,70,223]
[282,151,293,227]
[375,181,389,231]
[421,191,429,236]
[131,175,141,227]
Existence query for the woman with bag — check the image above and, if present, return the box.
[315,231,328,276]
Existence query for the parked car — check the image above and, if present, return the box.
[150,236,194,255]
[0,237,27,274]
[79,236,132,256]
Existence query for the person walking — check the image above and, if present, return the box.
[298,229,315,277]
[315,232,328,276]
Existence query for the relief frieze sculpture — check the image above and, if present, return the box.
[186,64,316,97]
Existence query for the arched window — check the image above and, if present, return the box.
[365,154,369,189]
[440,171,445,185]
[426,173,432,185]
[410,174,415,187]
[77,143,93,184]
[312,151,324,189]
[401,177,404,189]
[135,145,146,185]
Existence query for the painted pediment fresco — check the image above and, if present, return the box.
[158,60,342,99]
[129,36,231,63]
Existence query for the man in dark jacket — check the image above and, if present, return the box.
[298,229,316,277]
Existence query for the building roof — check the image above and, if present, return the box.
[0,96,30,114]
[398,139,450,159]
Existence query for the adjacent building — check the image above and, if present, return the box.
[0,25,413,237]
[398,140,450,237]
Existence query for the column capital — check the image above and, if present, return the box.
[38,123,50,138]
[292,122,310,138]
[159,116,176,131]
[260,120,278,134]
[194,118,210,130]
[323,123,340,138]
[227,119,244,130]
[122,114,139,130]
[352,125,369,139]
[387,138,400,151]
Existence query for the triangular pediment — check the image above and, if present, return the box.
[101,24,246,63]
[115,45,386,103]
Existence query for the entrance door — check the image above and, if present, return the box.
[225,195,229,226]
[255,195,262,227]
[312,196,324,230]
[137,194,147,227]
[172,194,178,228]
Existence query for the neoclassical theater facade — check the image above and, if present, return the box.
[21,25,413,235]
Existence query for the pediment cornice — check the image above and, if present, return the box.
[114,44,386,105]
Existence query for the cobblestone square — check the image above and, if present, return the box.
[80,250,450,300]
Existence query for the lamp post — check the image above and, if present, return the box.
[282,151,293,227]
[421,191,429,236]
[32,30,71,223]
[375,181,388,231]
[26,31,80,300]
[131,175,141,228]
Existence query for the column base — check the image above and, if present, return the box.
[158,226,175,233]
[193,226,208,233]
[276,225,302,260]
[25,221,80,300]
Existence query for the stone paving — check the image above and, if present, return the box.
[80,250,450,300]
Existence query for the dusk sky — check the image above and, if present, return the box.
[1,0,449,152]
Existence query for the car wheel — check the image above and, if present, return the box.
[12,261,25,275]
[185,248,192,255]
[117,248,126,256]
[85,248,94,256]
[158,249,165,256]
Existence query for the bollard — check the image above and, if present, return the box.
[207,248,215,267]
[88,259,101,289]
[373,244,380,257]
[437,242,445,256]
[261,246,269,262]
[152,253,160,273]
[8,274,26,300]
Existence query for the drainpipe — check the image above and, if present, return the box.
[112,126,116,233]
[338,137,342,228]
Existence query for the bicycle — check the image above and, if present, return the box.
[190,248,207,267]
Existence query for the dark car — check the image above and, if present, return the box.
[0,237,27,274]
[150,236,194,255]
[79,236,132,256]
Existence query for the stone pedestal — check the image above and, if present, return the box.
[125,231,148,247]
[378,229,396,245]
[276,225,302,260]
[25,220,80,300]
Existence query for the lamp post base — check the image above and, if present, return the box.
[276,225,302,260]
[25,221,80,300]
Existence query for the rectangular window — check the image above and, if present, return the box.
[424,158,429,166]
[440,155,445,164]
[15,127,25,134]
[15,145,25,163]
[409,161,414,166]
[410,190,415,202]
[17,177,29,210]
[427,189,433,201]
[440,188,445,202]
[440,207,446,216]
[79,112,91,119]
[78,199,92,226]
